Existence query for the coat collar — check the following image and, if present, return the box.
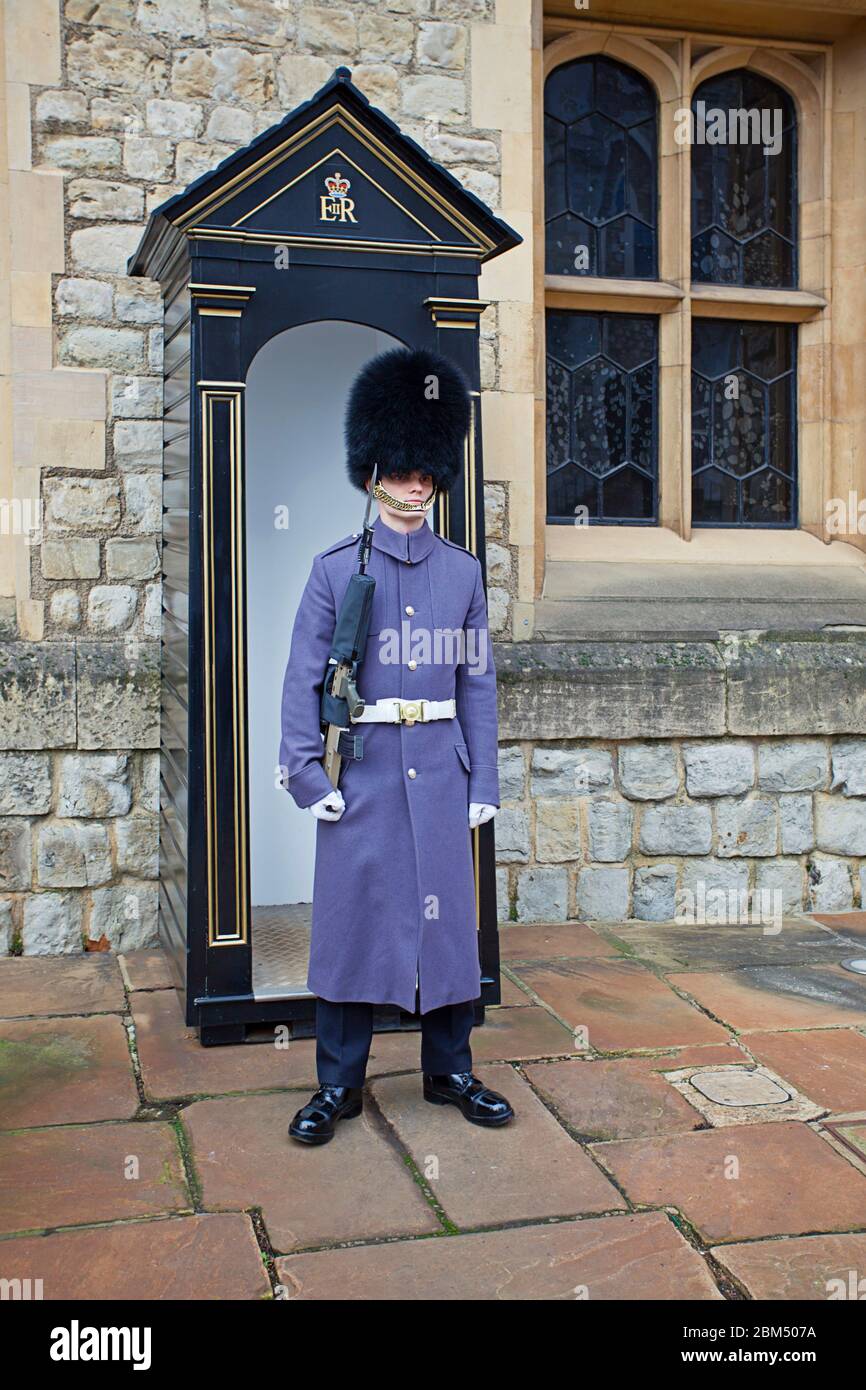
[370,514,436,565]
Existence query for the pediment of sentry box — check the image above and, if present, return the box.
[171,108,491,258]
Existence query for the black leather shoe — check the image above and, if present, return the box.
[288,1083,364,1145]
[423,1071,514,1126]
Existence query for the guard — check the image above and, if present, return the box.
[278,347,515,1144]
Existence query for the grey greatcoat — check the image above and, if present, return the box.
[279,515,500,1014]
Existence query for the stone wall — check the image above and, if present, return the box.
[495,734,866,922]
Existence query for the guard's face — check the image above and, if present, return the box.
[369,469,435,517]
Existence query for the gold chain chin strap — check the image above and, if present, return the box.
[372,479,437,513]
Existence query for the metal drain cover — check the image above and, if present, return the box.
[690,1068,792,1107]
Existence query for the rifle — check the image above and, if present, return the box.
[320,465,378,789]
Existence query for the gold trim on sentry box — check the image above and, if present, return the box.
[186,227,484,258]
[197,307,243,317]
[200,387,250,948]
[233,145,439,241]
[172,106,495,253]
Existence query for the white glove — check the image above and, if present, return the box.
[469,802,497,829]
[310,789,345,821]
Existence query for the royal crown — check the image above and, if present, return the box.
[324,171,351,198]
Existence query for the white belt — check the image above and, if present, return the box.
[350,697,456,726]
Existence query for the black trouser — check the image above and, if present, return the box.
[315,990,475,1088]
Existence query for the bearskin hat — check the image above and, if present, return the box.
[344,347,471,493]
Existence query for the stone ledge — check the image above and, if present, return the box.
[494,634,866,740]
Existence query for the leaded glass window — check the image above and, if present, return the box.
[691,319,797,526]
[547,310,658,523]
[691,70,797,288]
[545,56,658,279]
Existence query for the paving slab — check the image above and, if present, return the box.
[364,1002,575,1077]
[592,1121,866,1242]
[370,1063,626,1228]
[133,988,318,1099]
[118,949,174,992]
[522,1057,707,1141]
[276,1210,722,1300]
[743,1028,866,1114]
[183,1089,438,1253]
[711,1232,866,1300]
[0,1121,189,1235]
[592,921,852,972]
[0,954,125,1019]
[669,963,866,1033]
[810,911,866,941]
[0,1212,271,1300]
[496,975,534,1006]
[823,1120,866,1166]
[498,923,620,962]
[509,958,729,1051]
[0,1015,138,1128]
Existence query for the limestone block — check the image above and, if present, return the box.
[22,892,83,955]
[123,137,173,180]
[41,539,101,580]
[76,642,160,749]
[779,794,815,853]
[68,179,144,221]
[58,753,132,818]
[587,798,633,862]
[619,743,679,801]
[536,799,579,863]
[50,591,82,630]
[172,48,274,104]
[634,864,678,921]
[494,805,529,862]
[815,795,866,855]
[514,866,568,923]
[401,75,465,123]
[40,137,121,171]
[146,98,203,138]
[417,21,467,69]
[87,586,138,633]
[484,483,506,540]
[639,804,712,856]
[360,14,414,62]
[831,739,866,796]
[122,474,162,531]
[68,32,169,95]
[0,644,76,749]
[497,745,525,800]
[115,814,159,877]
[88,884,159,950]
[113,421,162,470]
[715,796,778,858]
[808,856,853,912]
[485,542,511,584]
[106,538,160,580]
[0,753,52,815]
[755,860,805,915]
[298,7,358,55]
[575,866,629,922]
[37,823,112,888]
[531,746,614,797]
[0,821,32,891]
[683,742,755,797]
[59,326,144,370]
[758,740,829,792]
[44,476,121,533]
[56,278,114,319]
[110,376,163,418]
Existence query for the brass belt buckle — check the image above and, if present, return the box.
[400,699,425,726]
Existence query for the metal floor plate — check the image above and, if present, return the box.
[252,903,313,1000]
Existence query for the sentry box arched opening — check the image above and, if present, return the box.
[128,68,522,1046]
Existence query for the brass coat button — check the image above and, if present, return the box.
[407,659,417,670]
[407,768,417,779]
[405,605,415,615]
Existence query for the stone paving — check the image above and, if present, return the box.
[1,914,865,1301]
